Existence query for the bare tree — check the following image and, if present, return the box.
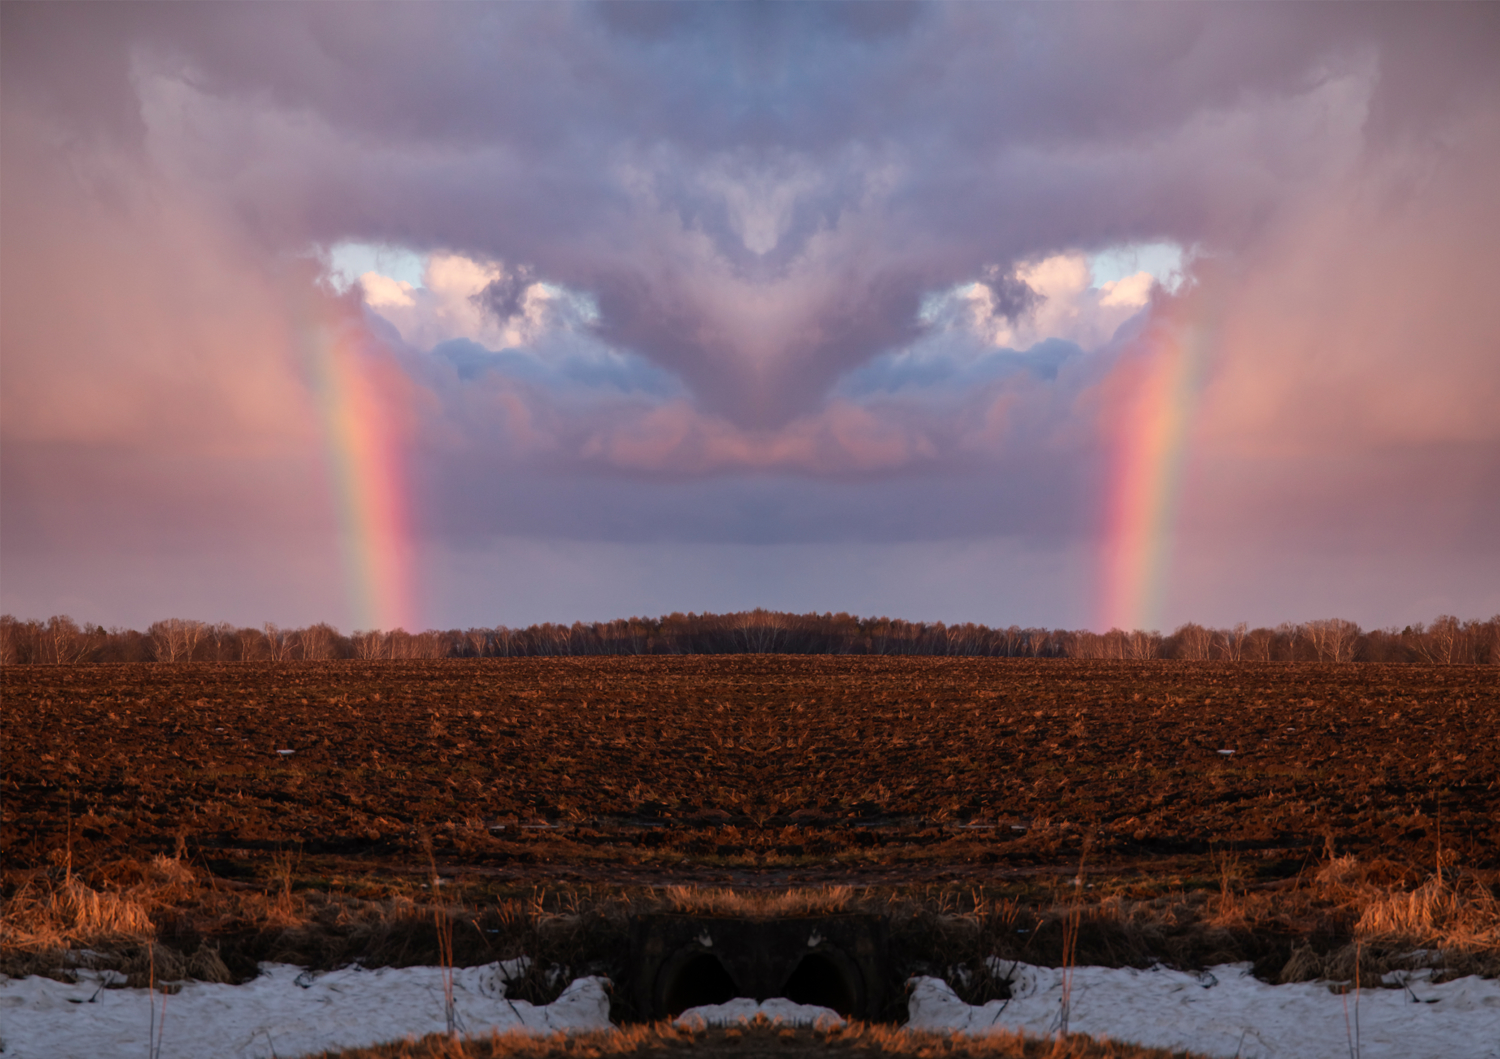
[7,607,1497,665]
[0,615,19,666]
[1126,629,1162,660]
[263,623,298,663]
[1422,615,1461,665]
[463,627,490,658]
[736,609,786,653]
[236,626,266,661]
[1086,631,1116,659]
[1306,618,1360,662]
[301,622,341,660]
[1218,622,1248,662]
[149,618,206,663]
[1175,623,1214,661]
[1327,618,1360,662]
[1304,620,1328,661]
[1244,627,1274,661]
[412,630,445,658]
[45,615,89,664]
[350,629,384,659]
[1278,622,1306,661]
[207,622,238,661]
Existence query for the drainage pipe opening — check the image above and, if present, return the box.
[780,952,858,1015]
[661,952,740,1016]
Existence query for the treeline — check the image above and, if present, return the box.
[2,610,1497,665]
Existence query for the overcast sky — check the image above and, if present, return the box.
[3,2,1498,633]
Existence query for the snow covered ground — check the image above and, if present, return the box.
[907,962,1500,1059]
[5,959,1498,1059]
[0,961,611,1059]
[674,997,846,1031]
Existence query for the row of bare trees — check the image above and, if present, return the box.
[2,610,1497,665]
[1067,617,1498,664]
[0,616,446,665]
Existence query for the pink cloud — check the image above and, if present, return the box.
[5,4,1499,629]
[576,399,936,474]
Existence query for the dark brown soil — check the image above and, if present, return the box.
[8,657,1500,876]
[6,658,1497,885]
[5,657,1494,876]
[316,1021,1209,1059]
[6,657,1499,1006]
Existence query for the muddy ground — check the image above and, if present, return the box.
[6,657,1497,886]
[6,656,1500,1014]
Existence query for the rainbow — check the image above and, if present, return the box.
[1099,302,1213,632]
[303,302,415,632]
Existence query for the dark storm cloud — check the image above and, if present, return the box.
[475,268,536,322]
[4,2,1500,628]
[10,2,1473,422]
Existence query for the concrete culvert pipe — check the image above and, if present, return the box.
[659,951,741,1017]
[629,913,889,1021]
[779,951,860,1015]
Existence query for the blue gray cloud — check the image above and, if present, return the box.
[3,2,1498,629]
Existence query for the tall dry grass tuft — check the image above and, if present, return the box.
[1,873,156,950]
[301,1019,1213,1058]
[264,848,305,927]
[429,845,461,1039]
[1206,850,1247,929]
[0,850,317,966]
[1354,875,1500,949]
[1310,851,1500,950]
[659,885,855,917]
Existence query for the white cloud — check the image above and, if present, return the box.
[358,271,415,308]
[1090,241,1187,291]
[352,252,559,353]
[911,251,1162,359]
[1097,271,1154,308]
[327,242,427,292]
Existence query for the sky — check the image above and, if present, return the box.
[3,2,1498,634]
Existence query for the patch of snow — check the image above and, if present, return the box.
[0,963,611,1059]
[907,963,1500,1059]
[674,997,845,1031]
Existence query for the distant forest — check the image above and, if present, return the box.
[2,610,1496,665]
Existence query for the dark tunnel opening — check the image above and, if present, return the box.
[779,952,858,1015]
[661,952,740,1016]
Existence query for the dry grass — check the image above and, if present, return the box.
[0,848,388,963]
[0,852,320,984]
[1353,874,1500,949]
[658,885,856,917]
[0,854,244,987]
[309,1019,1210,1059]
[1270,852,1500,983]
[0,859,624,1004]
[1304,853,1500,949]
[908,849,1500,997]
[4,849,1496,1000]
[0,855,193,950]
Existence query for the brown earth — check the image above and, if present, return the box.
[4,657,1499,1006]
[317,1020,1212,1059]
[6,657,1498,885]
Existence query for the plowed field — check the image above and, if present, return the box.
[7,658,1497,888]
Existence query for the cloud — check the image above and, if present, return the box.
[3,3,1499,628]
